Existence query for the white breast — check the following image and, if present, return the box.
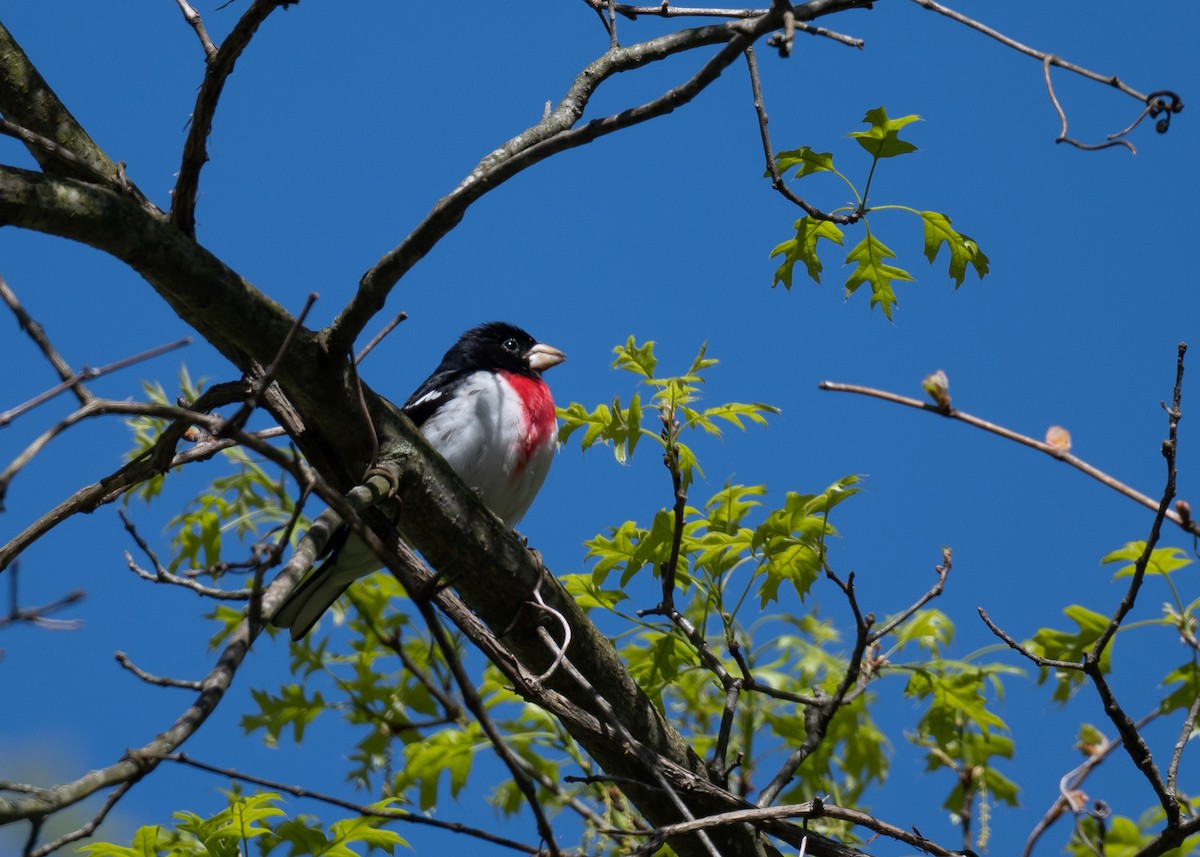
[418,371,555,527]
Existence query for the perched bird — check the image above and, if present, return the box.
[272,321,565,639]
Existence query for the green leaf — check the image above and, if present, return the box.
[844,231,914,319]
[627,631,693,701]
[752,477,860,605]
[706,483,766,533]
[770,216,845,288]
[848,106,921,159]
[921,211,990,287]
[78,826,169,857]
[1102,540,1194,578]
[1160,662,1200,714]
[557,396,643,463]
[773,145,836,179]
[894,609,955,655]
[907,666,1009,739]
[1027,605,1111,703]
[399,724,482,810]
[612,335,658,378]
[241,685,326,745]
[560,572,630,611]
[325,816,408,855]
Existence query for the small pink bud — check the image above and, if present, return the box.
[1045,425,1072,452]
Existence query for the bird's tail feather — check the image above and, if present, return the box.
[271,569,353,641]
[271,529,380,640]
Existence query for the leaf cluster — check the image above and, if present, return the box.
[769,107,990,319]
[79,792,405,857]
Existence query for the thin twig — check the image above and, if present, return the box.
[1082,344,1186,826]
[171,0,292,235]
[0,564,83,631]
[0,337,191,428]
[756,565,873,807]
[909,0,1159,102]
[354,310,408,365]
[867,546,952,643]
[173,0,217,58]
[977,608,1082,672]
[909,0,1182,147]
[818,380,1200,538]
[0,274,93,408]
[1043,56,1134,153]
[743,47,861,224]
[604,797,961,856]
[157,752,542,853]
[0,119,138,195]
[114,651,203,690]
[218,292,317,434]
[24,782,134,857]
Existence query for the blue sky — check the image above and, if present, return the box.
[1,1,1198,855]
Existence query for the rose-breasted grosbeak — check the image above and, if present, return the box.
[272,321,565,639]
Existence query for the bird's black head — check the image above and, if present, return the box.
[446,321,565,378]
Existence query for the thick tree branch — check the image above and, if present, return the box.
[0,21,124,186]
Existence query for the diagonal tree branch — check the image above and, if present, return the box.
[819,379,1200,538]
[170,0,293,236]
[0,21,124,186]
[327,0,870,355]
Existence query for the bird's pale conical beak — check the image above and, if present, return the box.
[526,342,566,373]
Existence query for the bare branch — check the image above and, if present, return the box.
[171,0,293,236]
[1043,56,1134,153]
[1081,344,1186,826]
[0,273,94,408]
[158,752,544,853]
[606,797,962,857]
[0,564,83,631]
[354,310,409,365]
[0,118,141,196]
[756,566,873,805]
[909,0,1183,147]
[328,1,869,354]
[1022,713,1160,857]
[118,510,254,601]
[867,546,952,643]
[173,0,218,58]
[744,46,861,224]
[217,291,318,434]
[24,782,133,857]
[978,607,1082,672]
[0,335,191,428]
[819,379,1200,538]
[114,651,203,690]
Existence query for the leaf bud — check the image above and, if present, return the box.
[921,370,950,408]
[1045,425,1071,452]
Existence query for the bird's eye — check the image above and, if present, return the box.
[502,338,519,352]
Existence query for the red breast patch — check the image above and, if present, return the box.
[501,373,557,464]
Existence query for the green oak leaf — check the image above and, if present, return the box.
[1101,540,1194,578]
[849,106,920,159]
[770,216,845,288]
[844,232,914,319]
[921,211,990,286]
[773,146,836,179]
